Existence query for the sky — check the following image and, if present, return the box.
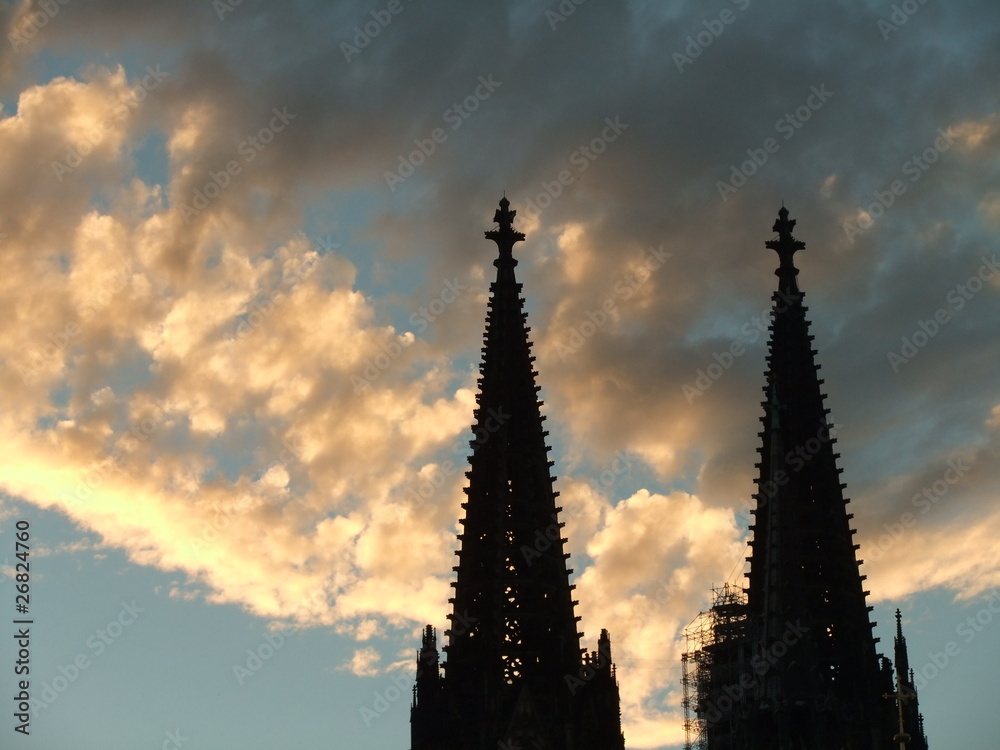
[0,0,998,748]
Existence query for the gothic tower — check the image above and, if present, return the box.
[744,205,893,747]
[891,609,929,750]
[410,198,625,750]
[683,208,928,749]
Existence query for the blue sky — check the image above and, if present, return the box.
[1,1,999,748]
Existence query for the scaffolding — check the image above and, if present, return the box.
[681,584,751,750]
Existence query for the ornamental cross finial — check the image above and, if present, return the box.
[485,196,525,265]
[493,195,515,231]
[765,205,805,276]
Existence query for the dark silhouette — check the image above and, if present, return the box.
[892,608,929,750]
[682,208,929,750]
[410,198,625,750]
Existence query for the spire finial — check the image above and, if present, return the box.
[494,195,513,227]
[485,196,525,266]
[765,205,805,279]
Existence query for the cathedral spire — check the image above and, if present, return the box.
[891,610,929,750]
[410,198,624,750]
[747,206,891,747]
[683,207,912,749]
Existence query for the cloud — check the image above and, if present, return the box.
[0,2,998,746]
[0,64,482,640]
[339,646,382,678]
[573,489,744,747]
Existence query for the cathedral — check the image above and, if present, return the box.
[408,200,928,749]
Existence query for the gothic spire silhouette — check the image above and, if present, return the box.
[683,207,929,750]
[891,610,929,750]
[410,197,624,750]
[748,205,890,746]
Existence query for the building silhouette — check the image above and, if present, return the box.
[682,208,929,750]
[410,197,625,750]
[892,608,929,750]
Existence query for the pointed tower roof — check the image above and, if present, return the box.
[745,207,893,746]
[446,195,581,698]
[683,208,934,749]
[410,198,623,750]
[893,610,929,750]
[894,610,911,681]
